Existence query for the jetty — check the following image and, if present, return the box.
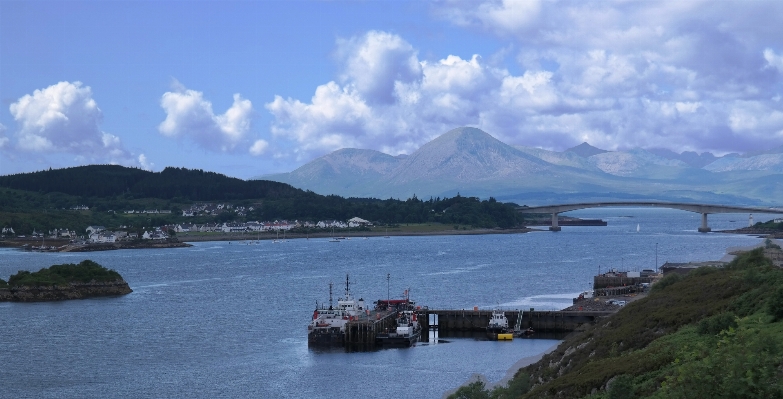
[415,309,613,337]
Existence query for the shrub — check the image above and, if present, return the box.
[607,374,634,399]
[651,273,683,292]
[768,287,783,322]
[7,260,122,287]
[697,312,737,335]
[447,381,490,399]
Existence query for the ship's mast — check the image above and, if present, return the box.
[328,282,333,309]
[344,274,350,298]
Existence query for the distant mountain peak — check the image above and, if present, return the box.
[565,142,608,158]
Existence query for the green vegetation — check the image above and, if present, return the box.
[453,249,783,398]
[752,219,783,231]
[0,165,527,234]
[5,260,122,287]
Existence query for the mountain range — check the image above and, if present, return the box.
[257,127,783,205]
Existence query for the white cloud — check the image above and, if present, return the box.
[0,123,8,149]
[249,139,269,156]
[436,0,543,36]
[337,30,422,104]
[765,49,783,73]
[268,0,783,161]
[158,85,254,152]
[8,81,134,162]
[138,154,154,171]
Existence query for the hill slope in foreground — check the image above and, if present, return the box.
[451,247,783,399]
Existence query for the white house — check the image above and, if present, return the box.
[221,223,246,233]
[86,226,106,235]
[2,227,15,235]
[317,220,347,229]
[176,223,196,233]
[142,231,168,240]
[90,231,117,243]
[348,217,371,227]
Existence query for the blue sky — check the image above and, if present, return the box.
[2,0,783,179]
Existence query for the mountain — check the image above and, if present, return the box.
[587,149,693,179]
[514,145,600,171]
[704,153,783,173]
[647,148,718,168]
[261,148,401,197]
[255,127,783,205]
[381,127,551,195]
[565,142,608,158]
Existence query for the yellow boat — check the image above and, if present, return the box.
[497,333,513,340]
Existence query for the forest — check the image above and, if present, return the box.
[0,165,531,234]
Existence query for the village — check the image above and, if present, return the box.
[1,216,374,245]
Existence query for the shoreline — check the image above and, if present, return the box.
[441,343,560,399]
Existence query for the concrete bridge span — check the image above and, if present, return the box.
[516,201,783,232]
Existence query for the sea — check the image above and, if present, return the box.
[1,207,781,398]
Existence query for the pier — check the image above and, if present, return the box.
[342,310,398,348]
[415,309,613,336]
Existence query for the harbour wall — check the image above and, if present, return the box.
[416,310,613,334]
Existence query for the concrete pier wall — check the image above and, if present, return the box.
[417,310,612,334]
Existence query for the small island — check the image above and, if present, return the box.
[0,260,132,302]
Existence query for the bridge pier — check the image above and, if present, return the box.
[550,213,561,231]
[698,213,711,233]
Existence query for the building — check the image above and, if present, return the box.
[86,226,106,235]
[348,217,371,227]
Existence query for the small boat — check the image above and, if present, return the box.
[375,290,421,347]
[486,309,513,340]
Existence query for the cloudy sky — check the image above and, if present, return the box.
[2,0,783,178]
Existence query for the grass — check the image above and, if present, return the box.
[457,249,783,399]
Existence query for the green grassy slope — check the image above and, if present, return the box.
[450,249,783,399]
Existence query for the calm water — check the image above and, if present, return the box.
[1,208,780,398]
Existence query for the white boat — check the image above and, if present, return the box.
[308,275,367,346]
[486,309,512,340]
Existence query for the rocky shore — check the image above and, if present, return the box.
[718,226,783,238]
[0,279,132,302]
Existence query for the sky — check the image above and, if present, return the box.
[2,0,783,179]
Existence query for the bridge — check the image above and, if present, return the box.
[516,201,783,232]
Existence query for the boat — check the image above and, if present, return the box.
[308,275,367,346]
[329,227,340,242]
[486,309,513,340]
[375,290,421,347]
